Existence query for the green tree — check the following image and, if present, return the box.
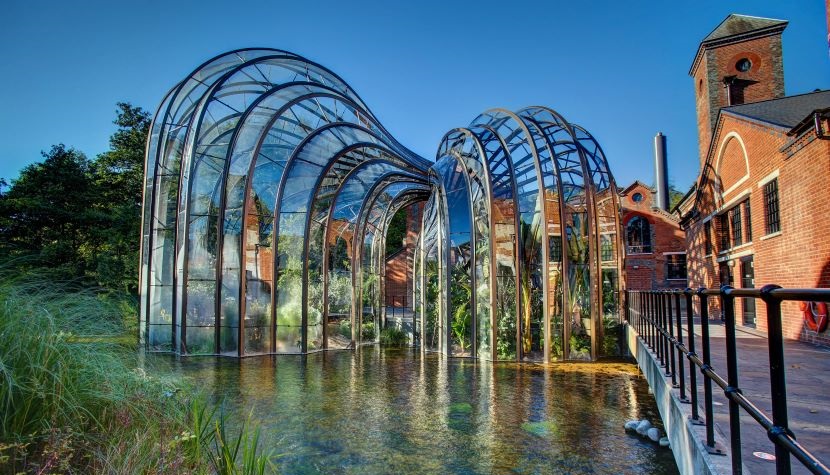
[0,103,150,293]
[0,144,102,279]
[385,207,408,257]
[91,103,150,293]
[669,183,688,211]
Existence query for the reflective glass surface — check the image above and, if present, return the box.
[141,50,622,362]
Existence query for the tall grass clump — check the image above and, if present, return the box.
[0,271,274,474]
[379,326,409,347]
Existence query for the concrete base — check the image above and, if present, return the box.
[623,323,736,475]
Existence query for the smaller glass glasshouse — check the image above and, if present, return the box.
[139,48,624,362]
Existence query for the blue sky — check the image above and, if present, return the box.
[1,0,827,191]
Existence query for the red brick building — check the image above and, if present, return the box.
[383,202,423,308]
[620,181,687,290]
[677,14,830,345]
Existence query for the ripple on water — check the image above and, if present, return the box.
[150,347,678,475]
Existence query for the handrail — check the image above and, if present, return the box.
[625,286,830,475]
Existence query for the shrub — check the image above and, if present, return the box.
[0,271,274,473]
[379,327,409,347]
[361,322,376,341]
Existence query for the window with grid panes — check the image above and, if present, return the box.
[764,179,780,234]
[718,214,730,251]
[626,217,652,254]
[730,205,742,247]
[744,200,752,242]
[600,234,614,262]
[666,254,687,280]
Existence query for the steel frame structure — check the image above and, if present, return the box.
[416,108,624,362]
[140,48,623,361]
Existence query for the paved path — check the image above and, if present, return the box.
[672,322,830,474]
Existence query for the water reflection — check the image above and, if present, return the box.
[156,348,677,474]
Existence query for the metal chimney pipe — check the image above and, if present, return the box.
[654,132,669,211]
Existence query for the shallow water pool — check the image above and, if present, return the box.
[154,347,678,474]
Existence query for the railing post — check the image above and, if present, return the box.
[760,284,791,475]
[721,285,743,474]
[640,291,644,337]
[639,291,643,334]
[624,289,630,323]
[686,288,701,423]
[645,292,652,348]
[698,288,724,454]
[657,290,669,370]
[629,291,642,335]
[667,290,677,386]
[656,291,663,364]
[632,286,830,474]
[674,290,688,402]
[653,291,658,354]
[662,291,670,375]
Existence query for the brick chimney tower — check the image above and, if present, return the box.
[689,14,787,170]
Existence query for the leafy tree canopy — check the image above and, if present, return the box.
[385,207,408,257]
[669,184,686,211]
[0,103,150,294]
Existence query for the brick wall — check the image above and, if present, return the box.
[384,202,423,307]
[684,113,830,345]
[693,34,785,169]
[621,183,687,290]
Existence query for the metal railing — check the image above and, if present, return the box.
[625,286,830,475]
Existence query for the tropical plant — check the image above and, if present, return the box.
[361,322,376,341]
[518,219,543,354]
[565,212,592,357]
[380,326,409,347]
[495,270,517,360]
[449,254,472,352]
[602,316,621,357]
[424,259,440,350]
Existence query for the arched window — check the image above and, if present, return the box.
[626,216,652,254]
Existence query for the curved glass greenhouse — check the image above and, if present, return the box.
[140,49,623,361]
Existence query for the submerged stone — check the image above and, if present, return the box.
[647,427,661,442]
[521,421,559,437]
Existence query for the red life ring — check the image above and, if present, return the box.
[800,302,829,333]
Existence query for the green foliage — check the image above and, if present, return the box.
[0,271,274,473]
[669,183,687,211]
[450,257,471,351]
[424,260,440,349]
[0,103,150,294]
[338,319,352,339]
[379,326,409,347]
[601,269,619,318]
[385,208,408,257]
[602,317,621,357]
[495,270,517,360]
[92,103,150,293]
[206,408,273,475]
[361,322,376,341]
[569,334,591,358]
[0,144,100,280]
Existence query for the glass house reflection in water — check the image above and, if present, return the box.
[140,49,624,362]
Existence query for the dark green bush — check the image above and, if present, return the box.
[380,327,409,347]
